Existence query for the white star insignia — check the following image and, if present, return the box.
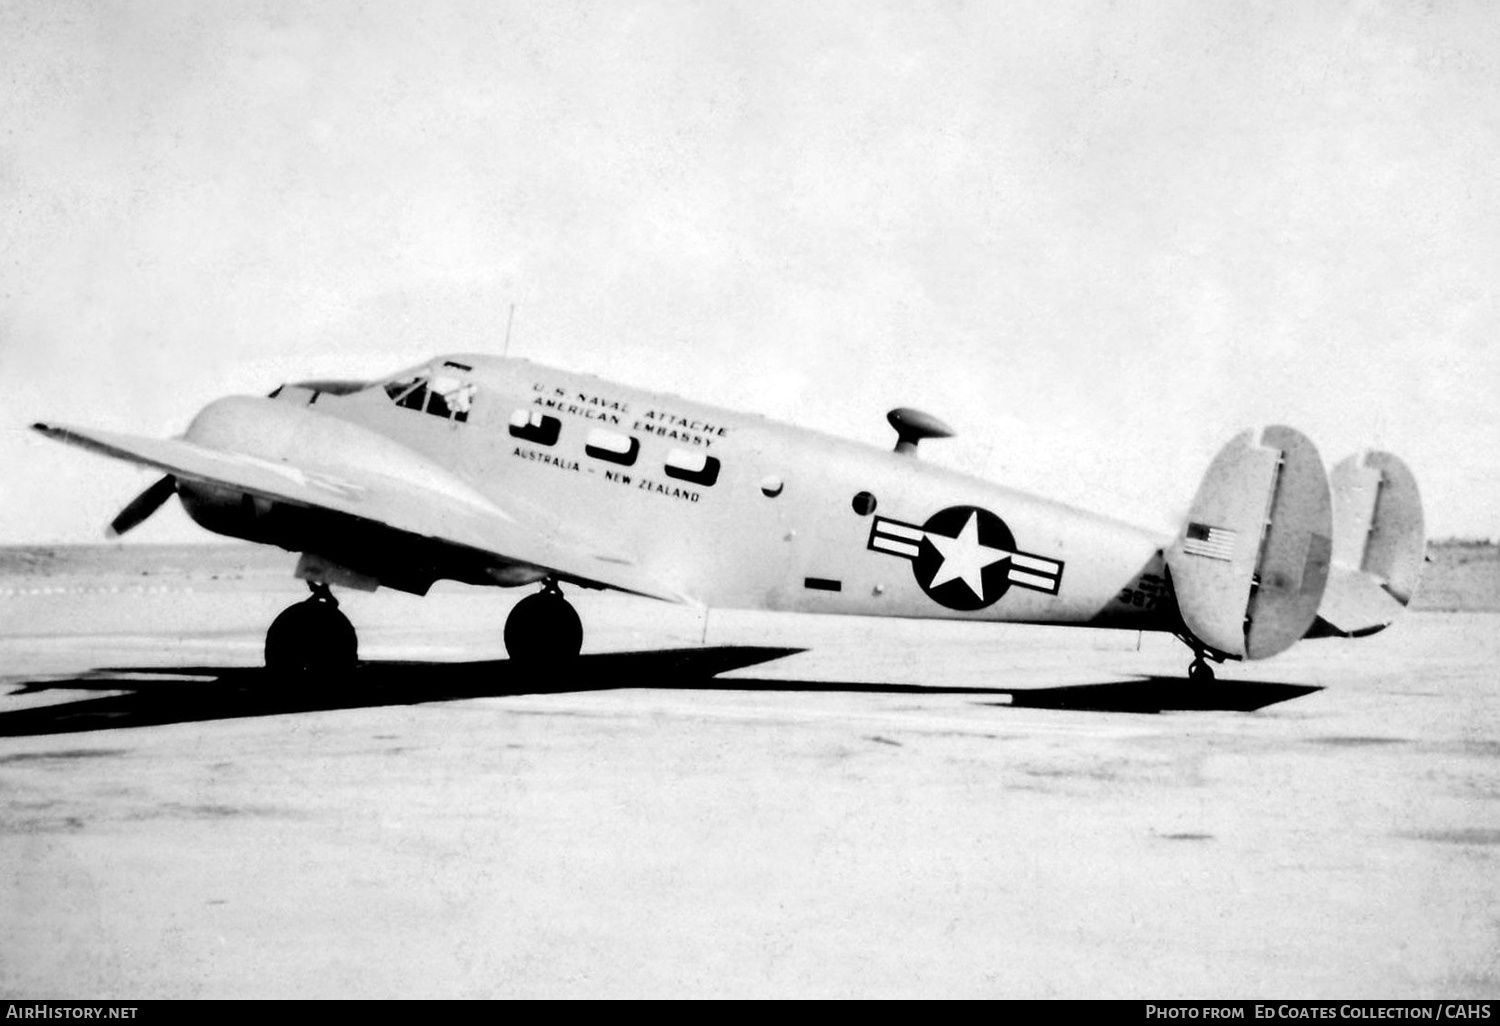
[925,512,1011,600]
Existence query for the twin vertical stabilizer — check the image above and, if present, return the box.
[1309,451,1426,638]
[1167,426,1334,660]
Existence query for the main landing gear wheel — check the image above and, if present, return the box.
[265,582,358,673]
[1188,658,1216,684]
[504,585,583,662]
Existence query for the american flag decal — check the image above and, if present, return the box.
[1182,522,1238,561]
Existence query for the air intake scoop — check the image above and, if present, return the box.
[887,408,955,456]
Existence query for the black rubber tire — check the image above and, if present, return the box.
[1188,658,1215,684]
[265,598,359,673]
[504,591,583,662]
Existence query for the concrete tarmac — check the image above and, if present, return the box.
[1,565,1496,998]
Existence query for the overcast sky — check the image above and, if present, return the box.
[3,0,1497,544]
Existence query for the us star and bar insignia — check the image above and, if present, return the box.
[868,504,1065,611]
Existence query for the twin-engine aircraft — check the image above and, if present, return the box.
[33,356,1425,681]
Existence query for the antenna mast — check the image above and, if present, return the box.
[503,303,516,357]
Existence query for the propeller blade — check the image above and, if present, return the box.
[107,475,177,538]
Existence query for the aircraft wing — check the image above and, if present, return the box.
[32,420,693,604]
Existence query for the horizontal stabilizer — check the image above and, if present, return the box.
[1168,426,1333,660]
[1305,565,1405,638]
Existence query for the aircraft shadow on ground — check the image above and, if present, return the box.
[0,647,1323,736]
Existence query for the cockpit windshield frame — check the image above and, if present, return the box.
[379,361,477,424]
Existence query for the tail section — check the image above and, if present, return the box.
[1307,451,1425,638]
[1167,426,1333,661]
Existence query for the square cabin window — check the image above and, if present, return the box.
[509,409,561,446]
[664,448,720,487]
[585,428,640,466]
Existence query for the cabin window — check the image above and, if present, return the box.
[760,475,784,498]
[664,449,721,487]
[585,429,640,466]
[510,409,562,446]
[852,491,877,516]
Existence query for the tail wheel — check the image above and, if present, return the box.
[504,590,583,662]
[1188,658,1215,684]
[265,594,358,672]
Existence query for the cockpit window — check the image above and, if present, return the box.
[383,365,475,423]
[385,376,423,405]
[427,371,475,422]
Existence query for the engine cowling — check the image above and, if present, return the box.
[175,478,278,544]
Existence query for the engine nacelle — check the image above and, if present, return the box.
[176,479,277,544]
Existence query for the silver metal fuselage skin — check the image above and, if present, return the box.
[227,355,1175,633]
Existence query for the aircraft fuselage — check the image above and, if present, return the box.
[236,355,1175,632]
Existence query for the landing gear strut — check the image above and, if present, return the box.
[265,581,359,673]
[504,581,582,662]
[1174,630,1221,683]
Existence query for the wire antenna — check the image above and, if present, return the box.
[502,303,516,357]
